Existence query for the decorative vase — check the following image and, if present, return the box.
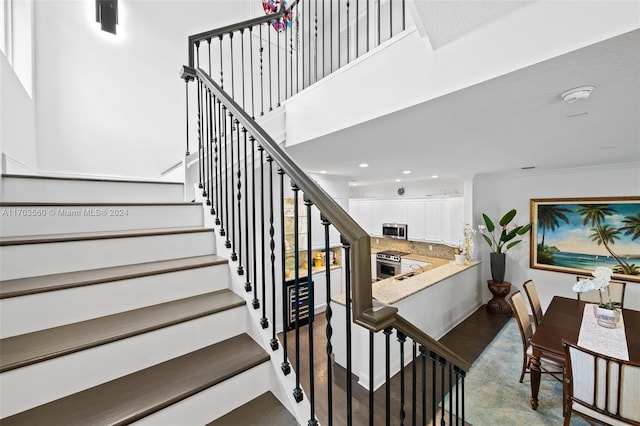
[455,254,466,265]
[490,252,506,283]
[593,305,621,328]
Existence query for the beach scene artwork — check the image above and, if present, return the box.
[530,197,640,282]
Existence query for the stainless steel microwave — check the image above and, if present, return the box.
[382,223,407,239]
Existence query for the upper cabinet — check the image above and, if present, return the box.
[349,196,464,245]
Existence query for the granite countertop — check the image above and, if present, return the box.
[284,263,341,280]
[332,259,480,306]
[373,260,480,305]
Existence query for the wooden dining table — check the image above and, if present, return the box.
[528,296,640,410]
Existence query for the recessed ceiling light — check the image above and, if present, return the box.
[319,170,327,174]
[359,163,369,168]
[431,175,438,179]
[395,179,401,182]
[402,170,411,174]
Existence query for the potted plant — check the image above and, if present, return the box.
[572,266,621,328]
[478,209,532,283]
[454,244,466,265]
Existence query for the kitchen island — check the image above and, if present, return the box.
[331,258,481,390]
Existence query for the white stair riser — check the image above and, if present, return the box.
[0,205,203,237]
[0,177,185,203]
[0,308,247,418]
[132,362,271,426]
[0,232,216,280]
[0,265,229,338]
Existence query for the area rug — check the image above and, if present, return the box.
[446,319,589,425]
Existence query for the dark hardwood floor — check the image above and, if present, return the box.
[281,305,510,425]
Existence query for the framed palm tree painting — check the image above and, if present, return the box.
[530,197,640,282]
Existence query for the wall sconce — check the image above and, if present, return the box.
[96,0,118,34]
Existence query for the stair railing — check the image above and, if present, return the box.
[181,61,471,424]
[186,0,407,122]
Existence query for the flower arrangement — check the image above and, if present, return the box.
[572,266,619,310]
[478,209,532,254]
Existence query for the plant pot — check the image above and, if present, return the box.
[454,254,466,265]
[490,253,506,283]
[593,305,621,328]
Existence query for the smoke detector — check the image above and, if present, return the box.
[561,86,594,103]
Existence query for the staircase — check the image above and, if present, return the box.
[0,174,297,425]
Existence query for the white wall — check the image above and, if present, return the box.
[1,53,37,172]
[349,177,463,199]
[285,1,639,148]
[473,163,640,311]
[32,0,255,179]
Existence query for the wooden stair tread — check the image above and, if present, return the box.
[0,254,227,299]
[0,290,245,372]
[0,226,213,246]
[0,334,269,426]
[207,391,298,426]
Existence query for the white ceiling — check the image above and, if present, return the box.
[285,28,640,186]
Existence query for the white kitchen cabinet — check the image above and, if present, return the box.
[406,200,426,240]
[349,199,375,235]
[311,267,343,312]
[424,199,443,242]
[371,254,377,281]
[441,196,464,245]
[379,199,408,224]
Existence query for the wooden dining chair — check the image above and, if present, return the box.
[523,280,543,328]
[563,341,640,425]
[509,291,562,383]
[576,277,626,308]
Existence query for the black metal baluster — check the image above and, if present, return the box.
[213,97,220,220]
[346,1,350,63]
[296,6,300,93]
[242,127,250,280]
[236,123,244,275]
[448,364,453,426]
[277,23,281,107]
[268,154,278,349]
[460,368,466,424]
[412,342,417,426]
[454,367,460,426]
[322,214,334,425]
[258,146,266,315]
[389,0,393,38]
[249,26,255,119]
[305,197,318,426]
[229,32,235,100]
[439,357,446,426]
[398,330,406,426]
[219,35,224,90]
[430,351,437,425]
[366,0,370,53]
[229,115,237,261]
[268,23,273,111]
[292,182,303,403]
[322,0,325,79]
[196,42,203,192]
[223,106,231,248]
[420,346,427,425]
[240,28,245,110]
[259,24,264,116]
[355,0,359,57]
[205,88,211,206]
[330,0,333,73]
[301,0,305,88]
[279,167,291,376]
[182,72,192,156]
[385,327,392,426]
[377,0,380,47]
[369,330,374,426]
[402,0,406,31]
[343,238,353,424]
[250,139,257,295]
[215,99,222,225]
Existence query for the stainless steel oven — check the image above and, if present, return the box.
[376,250,408,280]
[382,223,408,240]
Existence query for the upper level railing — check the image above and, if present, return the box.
[187,0,407,119]
[181,1,472,424]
